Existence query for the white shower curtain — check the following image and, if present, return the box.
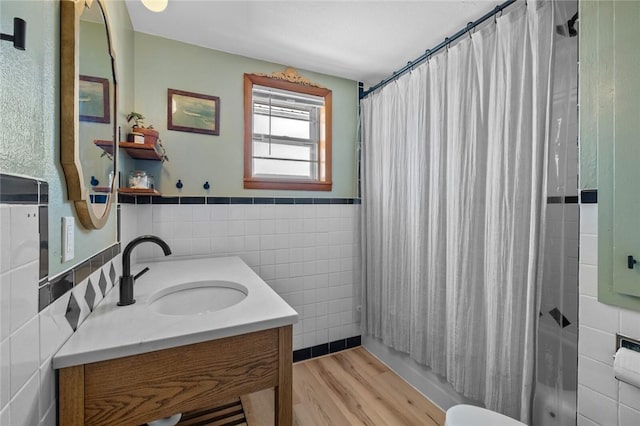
[360,1,554,421]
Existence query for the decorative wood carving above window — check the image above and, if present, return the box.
[244,69,332,191]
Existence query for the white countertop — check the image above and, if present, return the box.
[53,256,298,369]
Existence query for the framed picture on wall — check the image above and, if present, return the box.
[79,75,110,123]
[167,89,220,136]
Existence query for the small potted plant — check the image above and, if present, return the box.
[126,112,159,146]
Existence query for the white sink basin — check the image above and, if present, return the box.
[149,280,248,316]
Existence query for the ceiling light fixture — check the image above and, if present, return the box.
[141,0,167,13]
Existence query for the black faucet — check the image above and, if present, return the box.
[118,235,172,306]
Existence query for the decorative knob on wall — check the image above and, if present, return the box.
[176,179,183,189]
[203,181,210,190]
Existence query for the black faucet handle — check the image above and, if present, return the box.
[134,267,150,281]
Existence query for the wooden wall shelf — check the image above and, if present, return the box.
[93,140,114,156]
[92,186,112,193]
[119,142,163,161]
[118,188,160,195]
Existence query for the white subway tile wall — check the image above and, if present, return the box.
[0,203,122,425]
[578,203,640,425]
[124,202,361,351]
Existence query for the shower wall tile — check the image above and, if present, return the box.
[580,204,598,234]
[619,382,640,412]
[0,339,9,407]
[577,355,618,400]
[579,295,619,332]
[579,326,616,366]
[579,264,598,297]
[620,309,640,339]
[9,373,39,426]
[0,272,9,342]
[128,202,361,351]
[577,415,599,426]
[9,206,39,269]
[578,385,618,426]
[620,405,640,426]
[9,316,39,397]
[40,405,55,426]
[9,261,38,333]
[579,203,640,425]
[38,360,54,421]
[11,374,40,425]
[0,406,8,426]
[579,234,598,266]
[0,207,10,274]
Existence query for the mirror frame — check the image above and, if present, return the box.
[60,0,117,229]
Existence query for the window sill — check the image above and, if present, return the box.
[244,178,332,191]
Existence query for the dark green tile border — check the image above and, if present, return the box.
[581,189,598,204]
[119,194,361,205]
[40,243,121,312]
[0,174,39,204]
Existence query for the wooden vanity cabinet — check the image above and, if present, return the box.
[58,326,292,426]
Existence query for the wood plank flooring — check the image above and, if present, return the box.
[242,347,445,426]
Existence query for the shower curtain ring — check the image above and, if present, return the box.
[467,22,474,38]
[444,37,450,52]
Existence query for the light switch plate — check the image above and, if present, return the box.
[62,217,74,262]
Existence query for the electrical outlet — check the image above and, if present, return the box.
[62,217,74,262]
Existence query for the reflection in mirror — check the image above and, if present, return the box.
[79,1,114,218]
[60,0,117,229]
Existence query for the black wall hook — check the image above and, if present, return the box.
[176,179,183,189]
[203,181,210,190]
[1,17,26,50]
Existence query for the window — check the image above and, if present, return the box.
[244,73,332,191]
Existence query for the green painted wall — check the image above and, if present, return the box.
[0,0,135,276]
[580,1,640,310]
[132,32,359,198]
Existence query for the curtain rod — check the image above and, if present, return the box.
[359,0,518,99]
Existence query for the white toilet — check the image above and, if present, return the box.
[445,404,526,426]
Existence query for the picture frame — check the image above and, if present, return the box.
[167,89,220,136]
[79,75,110,123]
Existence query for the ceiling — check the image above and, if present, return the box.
[125,0,504,87]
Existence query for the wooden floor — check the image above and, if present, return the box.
[241,347,445,426]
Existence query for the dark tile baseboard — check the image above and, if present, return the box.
[293,335,362,363]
